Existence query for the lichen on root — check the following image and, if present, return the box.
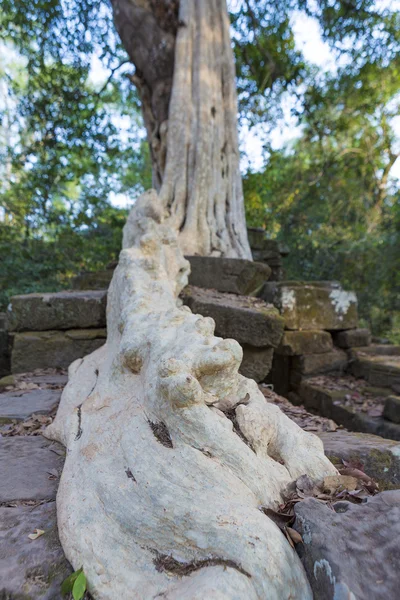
[45,190,336,599]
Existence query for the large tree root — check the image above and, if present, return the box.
[46,190,336,599]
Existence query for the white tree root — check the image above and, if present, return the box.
[46,190,336,599]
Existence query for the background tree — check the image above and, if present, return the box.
[0,0,399,339]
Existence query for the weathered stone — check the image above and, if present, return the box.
[0,388,61,423]
[28,372,68,386]
[247,227,267,250]
[294,492,400,600]
[72,269,114,290]
[350,348,400,393]
[0,312,6,329]
[298,381,400,441]
[277,330,333,356]
[353,344,400,356]
[319,430,400,490]
[239,345,274,382]
[0,502,72,599]
[333,327,371,348]
[0,437,64,502]
[260,281,358,331]
[11,329,106,373]
[181,286,284,347]
[0,374,15,387]
[291,347,348,376]
[186,255,271,295]
[384,396,400,424]
[7,289,107,332]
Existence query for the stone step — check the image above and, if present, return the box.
[260,280,358,331]
[0,388,61,423]
[11,329,106,373]
[0,437,64,503]
[276,330,333,356]
[349,347,400,394]
[8,289,107,332]
[0,502,72,599]
[332,328,371,349]
[185,255,271,295]
[294,491,400,600]
[318,430,400,491]
[298,380,400,441]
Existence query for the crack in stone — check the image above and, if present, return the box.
[153,552,251,578]
[148,420,173,448]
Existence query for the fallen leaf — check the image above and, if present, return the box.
[286,526,303,544]
[28,528,45,540]
[323,475,358,493]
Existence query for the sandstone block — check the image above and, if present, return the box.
[186,256,271,295]
[294,492,400,600]
[383,396,400,424]
[0,437,64,502]
[72,269,114,290]
[298,381,400,441]
[319,430,400,490]
[11,329,106,373]
[239,345,274,382]
[333,328,371,348]
[0,502,72,599]
[277,330,333,356]
[349,349,400,394]
[0,388,61,423]
[7,289,107,332]
[291,347,348,376]
[181,286,284,347]
[260,281,358,330]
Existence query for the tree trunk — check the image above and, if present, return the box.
[111,0,251,258]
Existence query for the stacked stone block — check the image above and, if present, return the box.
[247,227,289,281]
[262,281,363,394]
[7,291,107,373]
[7,257,284,383]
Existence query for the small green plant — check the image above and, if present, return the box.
[61,567,87,600]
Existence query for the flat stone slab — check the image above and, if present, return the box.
[350,347,400,393]
[260,281,358,330]
[0,437,64,502]
[294,491,400,600]
[0,502,72,599]
[319,430,400,491]
[291,347,348,376]
[11,329,106,373]
[181,286,284,347]
[277,330,333,356]
[298,381,400,441]
[0,388,61,423]
[186,256,271,296]
[333,328,371,348]
[7,289,107,331]
[72,269,114,290]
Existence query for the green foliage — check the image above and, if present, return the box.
[242,0,400,339]
[0,0,151,309]
[61,567,87,599]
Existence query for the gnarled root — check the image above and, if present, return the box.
[46,190,336,599]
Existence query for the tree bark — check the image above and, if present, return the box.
[111,0,251,258]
